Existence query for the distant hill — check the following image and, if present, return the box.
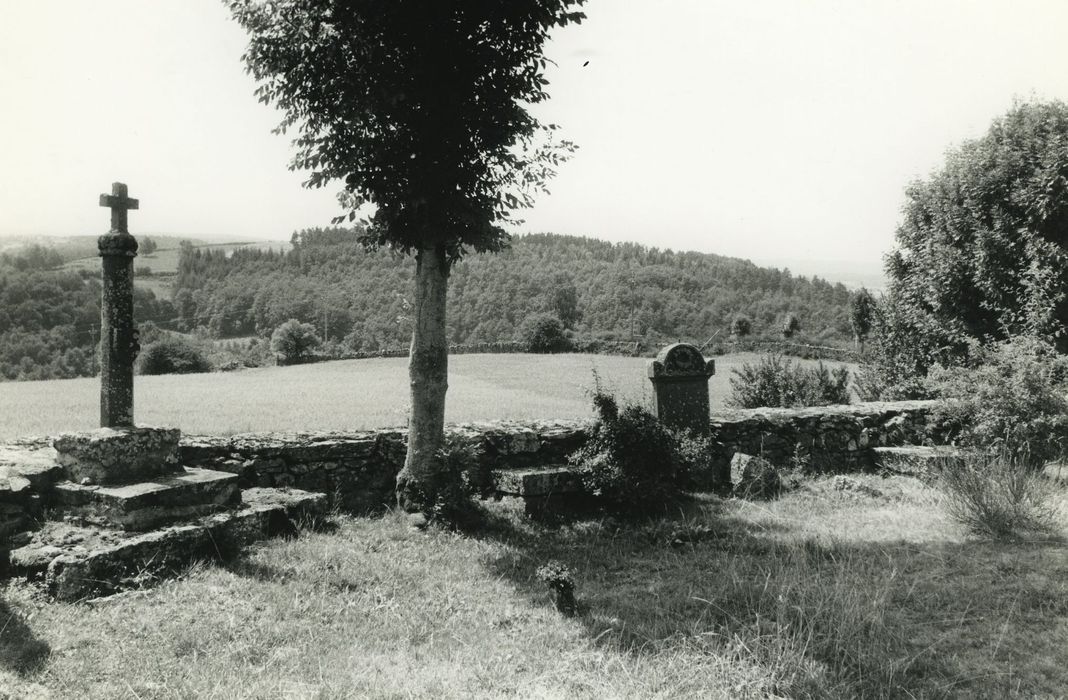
[174,229,855,350]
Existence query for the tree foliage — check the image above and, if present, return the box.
[781,312,801,339]
[730,314,752,338]
[270,318,322,365]
[227,0,585,260]
[883,100,1068,374]
[515,312,571,353]
[174,230,854,347]
[850,288,876,349]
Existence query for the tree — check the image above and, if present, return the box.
[883,100,1068,375]
[228,0,585,514]
[730,314,752,338]
[781,312,801,339]
[271,319,321,365]
[549,278,580,329]
[849,288,876,351]
[516,312,571,353]
[140,236,158,256]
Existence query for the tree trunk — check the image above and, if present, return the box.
[396,244,450,511]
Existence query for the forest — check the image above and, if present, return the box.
[0,232,854,381]
[175,230,853,351]
[0,245,174,380]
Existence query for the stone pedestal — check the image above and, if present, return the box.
[53,427,181,485]
[52,427,242,531]
[647,343,716,435]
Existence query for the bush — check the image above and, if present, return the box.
[938,450,1059,539]
[728,355,850,409]
[568,389,682,514]
[781,313,801,339]
[138,337,212,375]
[515,313,572,353]
[730,314,752,338]
[927,336,1068,462]
[271,319,321,365]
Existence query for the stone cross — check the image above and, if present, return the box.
[647,343,716,435]
[97,182,141,428]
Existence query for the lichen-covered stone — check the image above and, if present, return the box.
[731,453,781,499]
[53,467,241,530]
[16,487,324,600]
[53,426,181,485]
[494,467,583,497]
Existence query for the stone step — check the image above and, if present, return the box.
[494,466,583,497]
[872,445,965,476]
[54,467,241,530]
[10,487,326,601]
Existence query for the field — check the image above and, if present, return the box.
[3,475,1067,698]
[0,353,852,440]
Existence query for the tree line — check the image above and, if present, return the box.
[172,231,855,352]
[0,245,175,381]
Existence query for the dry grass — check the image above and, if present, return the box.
[0,352,851,440]
[3,475,1067,698]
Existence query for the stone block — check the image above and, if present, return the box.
[53,426,181,485]
[730,452,781,499]
[54,467,240,530]
[38,487,326,601]
[494,466,583,497]
[0,445,65,491]
[871,445,964,477]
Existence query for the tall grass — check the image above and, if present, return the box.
[938,450,1060,539]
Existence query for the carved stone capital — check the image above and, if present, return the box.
[98,232,139,257]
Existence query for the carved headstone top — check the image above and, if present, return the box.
[648,343,715,380]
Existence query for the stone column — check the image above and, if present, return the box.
[647,343,716,436]
[98,183,140,428]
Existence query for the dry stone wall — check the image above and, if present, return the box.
[177,401,941,510]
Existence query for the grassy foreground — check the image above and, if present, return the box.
[3,474,1066,698]
[0,352,853,440]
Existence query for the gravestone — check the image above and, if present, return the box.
[647,343,715,435]
[49,183,240,529]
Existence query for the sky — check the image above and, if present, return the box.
[2,0,1068,275]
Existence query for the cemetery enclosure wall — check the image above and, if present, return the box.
[177,400,940,510]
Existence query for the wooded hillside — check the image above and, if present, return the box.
[175,229,853,351]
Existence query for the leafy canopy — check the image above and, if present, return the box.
[884,100,1068,370]
[227,0,585,262]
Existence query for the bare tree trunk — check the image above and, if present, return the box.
[396,244,449,511]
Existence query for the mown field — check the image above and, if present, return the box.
[3,474,1066,698]
[0,352,854,440]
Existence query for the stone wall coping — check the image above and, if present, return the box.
[710,400,938,424]
[179,418,594,447]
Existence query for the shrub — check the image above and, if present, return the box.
[138,337,212,375]
[568,389,682,514]
[515,313,572,353]
[781,313,801,339]
[730,314,752,338]
[728,355,850,408]
[271,319,321,365]
[938,450,1059,539]
[927,336,1068,462]
[535,561,577,616]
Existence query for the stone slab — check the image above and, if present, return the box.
[494,466,584,497]
[52,426,181,485]
[54,467,241,530]
[0,445,65,493]
[872,445,965,476]
[16,487,327,601]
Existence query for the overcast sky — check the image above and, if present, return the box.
[2,0,1067,271]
